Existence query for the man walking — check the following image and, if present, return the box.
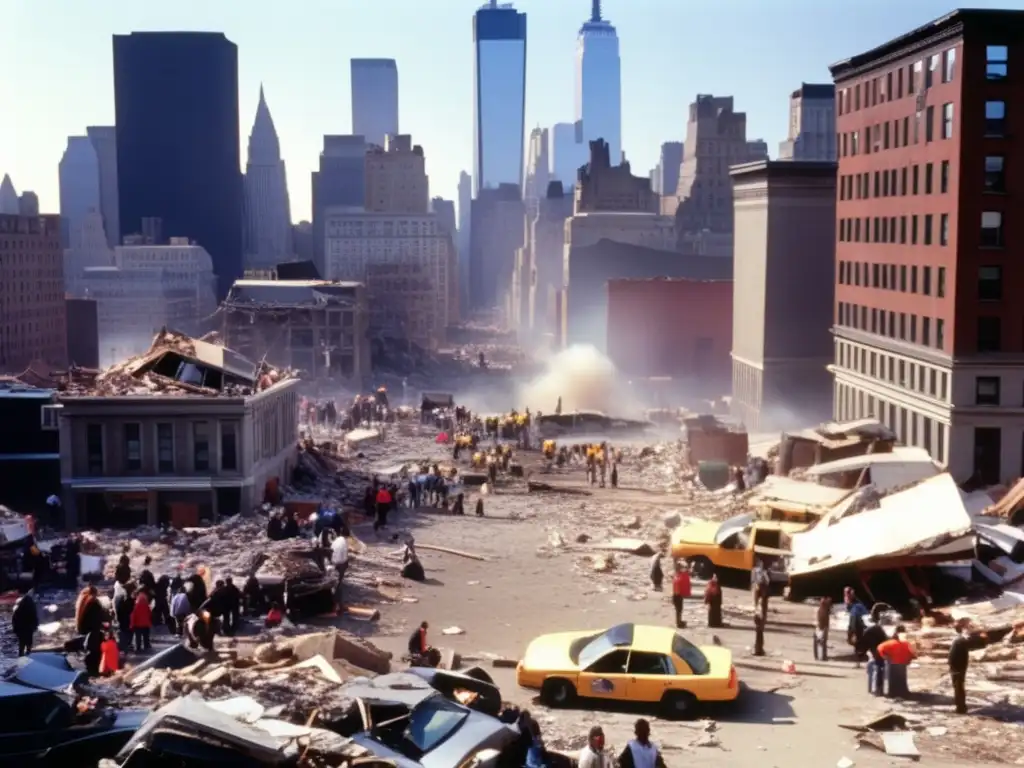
[618,719,667,768]
[671,561,691,629]
[578,726,612,768]
[949,618,989,714]
[12,588,39,656]
[814,596,833,661]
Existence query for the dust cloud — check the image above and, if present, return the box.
[518,344,638,416]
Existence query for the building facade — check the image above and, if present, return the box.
[528,182,573,336]
[778,83,837,161]
[830,9,1024,484]
[56,331,299,528]
[730,160,837,432]
[672,95,768,255]
[473,1,527,194]
[457,171,473,312]
[469,184,524,312]
[18,192,39,216]
[113,32,242,297]
[365,135,429,214]
[58,136,102,248]
[65,298,100,369]
[575,0,622,166]
[551,122,587,191]
[652,141,683,196]
[0,214,67,374]
[0,383,61,517]
[324,212,454,348]
[243,86,293,271]
[524,127,551,210]
[607,277,733,392]
[86,126,120,248]
[351,59,399,148]
[222,279,371,382]
[575,140,659,214]
[312,135,367,274]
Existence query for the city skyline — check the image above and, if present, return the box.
[1,0,1010,219]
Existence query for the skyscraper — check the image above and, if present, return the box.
[777,83,837,161]
[551,122,586,190]
[457,171,472,311]
[576,1,622,165]
[351,59,399,148]
[244,85,293,270]
[523,127,550,209]
[87,126,120,248]
[113,32,242,297]
[472,1,527,195]
[58,136,102,247]
[0,175,18,214]
[311,135,367,275]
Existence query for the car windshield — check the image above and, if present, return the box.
[715,513,754,544]
[672,634,710,675]
[403,696,469,755]
[575,624,634,670]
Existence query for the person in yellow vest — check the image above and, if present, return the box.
[542,440,556,460]
[598,447,607,488]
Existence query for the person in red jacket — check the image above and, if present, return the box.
[100,631,120,676]
[130,588,153,652]
[672,561,692,628]
[374,486,393,532]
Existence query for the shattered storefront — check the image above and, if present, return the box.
[56,329,300,529]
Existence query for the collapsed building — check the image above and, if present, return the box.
[53,329,300,528]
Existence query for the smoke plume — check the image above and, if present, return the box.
[518,344,637,415]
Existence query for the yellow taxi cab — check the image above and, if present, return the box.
[670,512,806,581]
[516,623,738,718]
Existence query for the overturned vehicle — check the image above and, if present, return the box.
[535,411,654,439]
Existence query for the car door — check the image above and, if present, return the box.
[0,690,70,759]
[624,652,678,702]
[577,649,630,701]
[716,530,752,571]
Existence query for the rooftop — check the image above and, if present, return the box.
[224,279,363,308]
[60,328,294,399]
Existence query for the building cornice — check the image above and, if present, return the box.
[830,18,964,82]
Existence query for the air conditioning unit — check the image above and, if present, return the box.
[40,404,62,431]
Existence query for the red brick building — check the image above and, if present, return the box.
[0,214,67,374]
[606,277,732,392]
[830,9,1024,483]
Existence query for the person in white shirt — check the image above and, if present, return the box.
[618,719,666,768]
[331,535,350,611]
[577,726,612,768]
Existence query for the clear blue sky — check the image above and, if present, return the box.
[1,0,1015,221]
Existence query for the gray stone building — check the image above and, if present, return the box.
[56,329,300,528]
[729,160,837,431]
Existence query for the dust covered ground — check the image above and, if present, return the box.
[342,426,1024,768]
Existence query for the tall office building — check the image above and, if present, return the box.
[58,136,102,247]
[778,84,837,162]
[311,135,367,275]
[0,175,18,214]
[113,32,242,297]
[18,192,39,216]
[523,127,551,210]
[243,86,293,270]
[457,171,472,312]
[472,1,527,195]
[551,122,586,190]
[351,59,399,148]
[576,1,622,165]
[653,142,683,197]
[87,126,120,248]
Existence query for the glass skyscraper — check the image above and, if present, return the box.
[472,2,527,196]
[351,59,399,148]
[113,32,242,297]
[576,1,622,165]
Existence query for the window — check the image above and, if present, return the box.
[124,423,142,471]
[926,54,939,88]
[584,649,629,675]
[925,163,933,194]
[672,634,710,675]
[985,101,1006,137]
[976,377,1001,406]
[924,214,933,245]
[221,421,239,472]
[910,61,920,93]
[883,121,890,149]
[937,266,946,297]
[157,423,174,473]
[940,161,949,194]
[193,422,210,472]
[940,214,949,246]
[925,105,935,142]
[901,166,907,195]
[900,265,907,291]
[911,266,918,293]
[912,165,919,194]
[987,45,1008,80]
[984,156,1005,192]
[943,48,957,83]
[937,319,945,349]
[86,424,103,475]
[911,215,919,245]
[923,317,931,345]
[979,265,1002,301]
[900,216,907,244]
[978,316,1002,352]
[902,117,909,147]
[626,652,675,676]
[981,212,1004,247]
[942,103,954,139]
[923,266,932,295]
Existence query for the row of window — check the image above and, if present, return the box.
[838,212,951,247]
[84,422,239,476]
[839,101,955,159]
[837,301,946,351]
[839,261,1004,302]
[837,45,1008,118]
[840,160,950,200]
[835,339,949,401]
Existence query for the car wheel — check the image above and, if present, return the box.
[541,678,576,708]
[660,690,698,720]
[689,556,714,580]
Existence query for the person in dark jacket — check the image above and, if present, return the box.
[221,576,242,636]
[114,582,135,651]
[856,606,889,695]
[200,580,228,620]
[12,588,39,656]
[65,535,81,589]
[475,497,485,517]
[114,554,131,585]
[243,575,264,616]
[281,511,300,539]
[138,556,156,592]
[949,617,991,714]
[618,719,667,768]
[153,574,172,631]
[84,626,104,676]
[185,573,208,611]
[76,585,106,636]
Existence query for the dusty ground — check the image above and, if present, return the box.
[333,426,1024,768]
